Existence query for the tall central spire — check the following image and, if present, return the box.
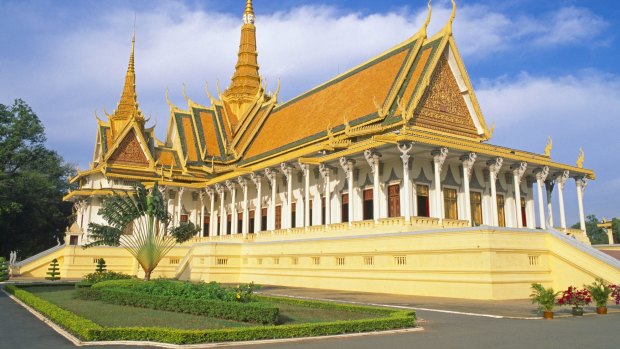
[223,0,262,117]
[110,32,144,138]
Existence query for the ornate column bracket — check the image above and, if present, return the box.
[225,180,236,196]
[237,176,248,190]
[250,172,263,187]
[431,147,449,173]
[460,152,477,181]
[511,162,527,183]
[487,157,504,181]
[339,157,356,175]
[398,142,414,168]
[534,166,550,184]
[555,171,570,190]
[264,167,278,189]
[364,149,382,173]
[319,163,332,225]
[206,186,215,198]
[214,183,224,195]
[280,163,293,179]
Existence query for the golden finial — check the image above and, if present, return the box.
[576,148,585,168]
[488,121,495,139]
[205,82,216,102]
[243,0,255,24]
[544,136,552,157]
[165,87,173,107]
[443,0,457,36]
[423,0,432,32]
[182,83,189,102]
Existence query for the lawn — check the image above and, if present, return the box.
[25,285,376,329]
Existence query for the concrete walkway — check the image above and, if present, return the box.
[1,283,619,348]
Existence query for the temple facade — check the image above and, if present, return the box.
[18,1,620,299]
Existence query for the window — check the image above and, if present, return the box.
[497,194,506,227]
[336,257,345,266]
[312,257,320,265]
[470,192,482,226]
[69,235,78,246]
[291,202,297,228]
[275,205,282,230]
[388,184,400,218]
[528,255,540,266]
[180,214,188,224]
[321,197,326,225]
[216,215,221,235]
[249,210,255,234]
[273,257,280,265]
[364,256,374,266]
[203,215,210,236]
[261,207,268,231]
[341,193,349,223]
[363,188,373,220]
[309,199,313,226]
[216,258,228,266]
[237,212,243,234]
[417,185,429,217]
[169,258,180,265]
[291,257,299,265]
[444,188,458,220]
[394,256,407,266]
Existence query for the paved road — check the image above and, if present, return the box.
[2,284,619,349]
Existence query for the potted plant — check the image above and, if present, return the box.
[585,279,611,314]
[530,283,560,319]
[557,286,591,316]
[610,284,620,306]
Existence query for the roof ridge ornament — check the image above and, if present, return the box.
[443,0,457,36]
[418,0,432,38]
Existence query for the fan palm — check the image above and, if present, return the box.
[85,182,198,280]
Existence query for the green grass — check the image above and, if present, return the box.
[26,285,377,329]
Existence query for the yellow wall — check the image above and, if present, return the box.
[16,227,620,300]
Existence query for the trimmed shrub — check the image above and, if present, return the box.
[0,257,9,281]
[45,258,60,281]
[76,271,133,289]
[76,287,279,324]
[91,279,256,303]
[95,258,106,273]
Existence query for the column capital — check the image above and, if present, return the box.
[215,183,225,194]
[319,163,333,178]
[157,185,167,198]
[511,162,528,182]
[205,186,215,198]
[250,172,263,186]
[339,157,356,175]
[460,152,477,179]
[575,176,588,192]
[264,167,278,181]
[225,179,236,192]
[280,163,293,179]
[555,170,570,190]
[534,166,550,182]
[398,141,414,167]
[298,160,311,172]
[237,176,248,189]
[177,187,186,200]
[364,149,381,172]
[432,147,449,171]
[486,157,504,178]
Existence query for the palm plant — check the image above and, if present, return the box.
[85,182,198,280]
[585,278,612,308]
[530,283,560,313]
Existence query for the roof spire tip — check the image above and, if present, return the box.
[445,0,456,35]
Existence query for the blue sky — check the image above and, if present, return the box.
[1,0,618,222]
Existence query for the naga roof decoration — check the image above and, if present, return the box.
[67,0,594,198]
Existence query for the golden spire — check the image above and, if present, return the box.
[110,31,144,137]
[442,0,457,36]
[223,0,262,117]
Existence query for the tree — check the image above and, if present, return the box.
[85,182,198,280]
[572,215,607,244]
[0,99,75,259]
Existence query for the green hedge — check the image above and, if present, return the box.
[4,284,102,340]
[5,284,416,345]
[76,287,279,325]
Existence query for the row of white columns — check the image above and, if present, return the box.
[170,143,589,237]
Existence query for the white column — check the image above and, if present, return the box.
[431,148,448,221]
[575,176,588,231]
[238,176,249,235]
[206,187,215,236]
[364,149,382,223]
[199,190,206,237]
[251,173,263,233]
[215,184,226,235]
[398,142,414,223]
[281,163,293,229]
[319,164,332,226]
[545,180,555,228]
[176,187,185,226]
[534,166,549,229]
[265,168,278,230]
[299,162,311,227]
[226,180,237,234]
[555,171,569,229]
[460,153,477,225]
[511,162,527,228]
[487,157,503,226]
[339,157,356,226]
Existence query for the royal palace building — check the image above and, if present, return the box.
[16,1,620,299]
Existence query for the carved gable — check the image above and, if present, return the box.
[413,54,479,138]
[108,129,149,166]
